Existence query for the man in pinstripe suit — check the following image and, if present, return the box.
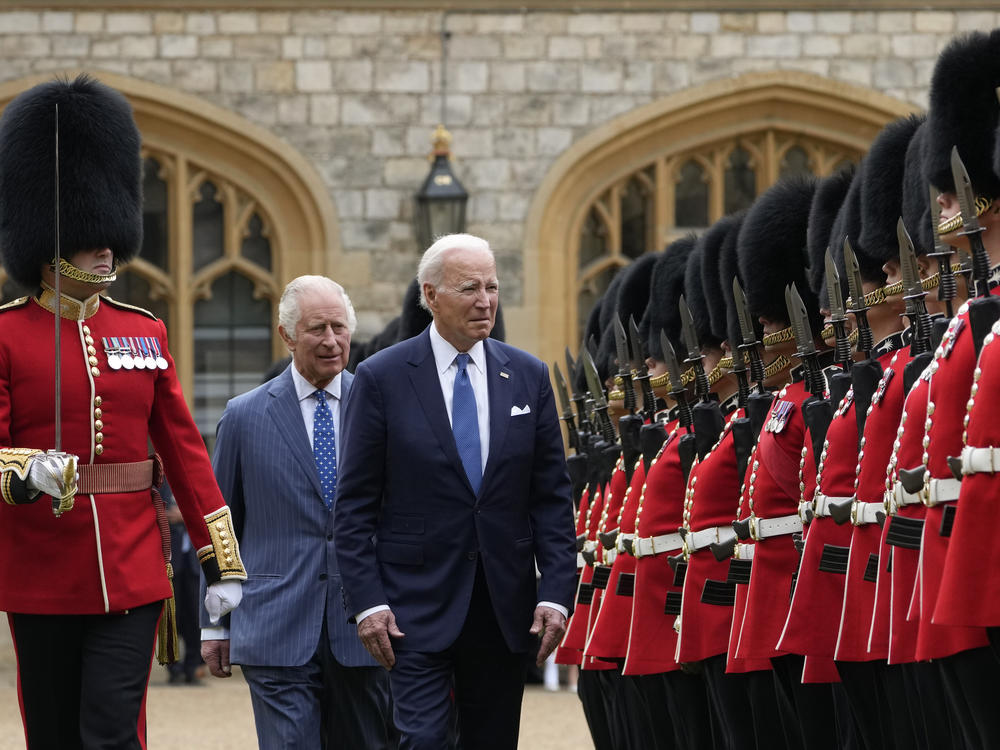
[202,275,394,749]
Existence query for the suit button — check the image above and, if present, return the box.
[319,573,328,581]
[467,551,477,561]
[327,534,333,541]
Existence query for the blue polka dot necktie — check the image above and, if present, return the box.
[313,390,336,510]
[452,353,482,494]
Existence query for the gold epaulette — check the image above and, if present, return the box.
[0,448,41,505]
[197,506,247,582]
[100,295,158,320]
[0,296,29,313]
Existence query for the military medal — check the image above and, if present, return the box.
[129,337,146,369]
[102,337,122,370]
[150,338,169,369]
[766,399,794,433]
[140,338,156,369]
[114,336,134,369]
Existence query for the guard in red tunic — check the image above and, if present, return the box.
[0,76,246,749]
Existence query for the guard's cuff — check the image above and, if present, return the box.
[0,448,42,505]
[198,506,247,584]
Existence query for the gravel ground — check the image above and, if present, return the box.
[0,663,593,749]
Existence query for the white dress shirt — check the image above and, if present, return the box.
[202,365,343,641]
[357,323,566,623]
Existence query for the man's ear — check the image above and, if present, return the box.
[422,283,437,312]
[278,325,295,351]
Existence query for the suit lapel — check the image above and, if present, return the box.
[406,330,476,498]
[266,368,324,500]
[482,340,512,493]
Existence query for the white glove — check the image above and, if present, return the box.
[205,580,243,624]
[27,451,78,514]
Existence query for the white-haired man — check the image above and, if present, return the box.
[202,275,394,749]
[335,235,577,748]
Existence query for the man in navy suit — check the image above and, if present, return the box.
[202,275,394,749]
[335,234,577,749]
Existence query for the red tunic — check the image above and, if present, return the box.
[0,292,240,615]
[623,424,685,675]
[780,388,859,660]
[936,317,1000,626]
[585,460,645,661]
[555,486,591,666]
[676,411,743,663]
[562,484,604,653]
[836,350,908,661]
[735,380,809,661]
[915,303,990,660]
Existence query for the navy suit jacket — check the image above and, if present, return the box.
[334,328,577,654]
[206,365,376,668]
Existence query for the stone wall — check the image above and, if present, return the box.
[0,7,995,339]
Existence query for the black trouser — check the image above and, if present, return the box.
[577,669,615,750]
[938,646,1000,750]
[10,601,162,750]
[771,654,855,750]
[745,668,788,750]
[703,655,757,750]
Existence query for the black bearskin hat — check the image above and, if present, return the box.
[859,114,926,263]
[830,172,887,292]
[737,175,822,334]
[600,252,659,374]
[807,165,856,301]
[0,74,143,288]
[925,30,1000,198]
[901,122,933,255]
[684,244,719,349]
[640,234,696,361]
[697,215,741,343]
[719,212,752,349]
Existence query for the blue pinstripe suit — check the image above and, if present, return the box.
[209,364,392,747]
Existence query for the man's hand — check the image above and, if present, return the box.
[201,639,232,678]
[204,580,243,623]
[530,605,567,668]
[358,609,405,670]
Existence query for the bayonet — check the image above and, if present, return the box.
[679,296,710,401]
[733,277,766,391]
[628,315,656,421]
[951,146,992,298]
[612,316,637,414]
[899,218,932,355]
[581,348,617,445]
[843,238,874,357]
[825,249,852,369]
[553,362,579,452]
[786,284,825,398]
[927,185,957,318]
[565,347,591,436]
[661,330,693,431]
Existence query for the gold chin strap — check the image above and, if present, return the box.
[649,366,696,390]
[937,195,993,235]
[762,354,791,379]
[761,326,795,347]
[53,258,117,284]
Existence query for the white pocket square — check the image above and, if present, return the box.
[511,404,531,416]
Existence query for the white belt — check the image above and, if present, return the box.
[576,552,586,568]
[684,525,737,554]
[962,446,1000,475]
[925,477,961,507]
[813,494,850,518]
[751,513,802,540]
[634,532,684,558]
[615,533,635,554]
[852,501,884,526]
[604,548,618,565]
[889,481,922,513]
[734,543,755,560]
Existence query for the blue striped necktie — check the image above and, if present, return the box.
[452,353,482,494]
[313,390,337,509]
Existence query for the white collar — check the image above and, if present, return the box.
[289,363,342,403]
[430,321,486,376]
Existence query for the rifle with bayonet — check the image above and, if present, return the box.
[629,316,668,471]
[554,361,589,506]
[613,316,643,481]
[843,238,885,442]
[787,283,833,468]
[581,348,624,486]
[680,297,725,460]
[661,330,698,482]
[824,249,854,409]
[952,147,1000,355]
[733,277,775,438]
[928,184,958,320]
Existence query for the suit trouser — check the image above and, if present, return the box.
[389,564,528,750]
[10,600,162,750]
[241,617,394,750]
